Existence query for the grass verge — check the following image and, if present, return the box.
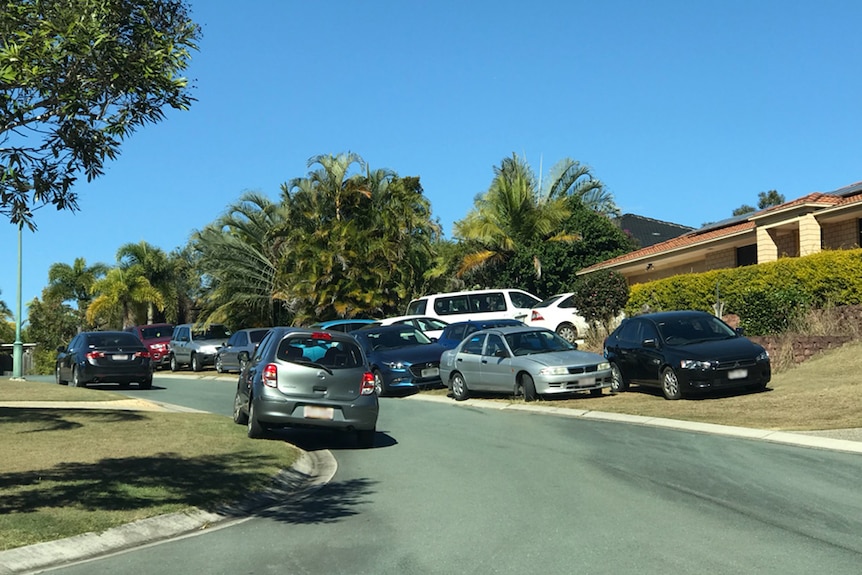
[0,380,299,551]
[427,340,862,431]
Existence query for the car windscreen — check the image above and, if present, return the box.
[276,335,363,368]
[360,328,432,350]
[657,316,737,344]
[192,325,231,340]
[505,330,574,356]
[140,326,170,340]
[86,333,143,348]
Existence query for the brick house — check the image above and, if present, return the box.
[578,180,862,285]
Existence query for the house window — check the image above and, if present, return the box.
[736,244,757,267]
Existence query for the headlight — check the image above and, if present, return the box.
[597,362,610,371]
[680,359,713,369]
[757,351,769,361]
[539,366,569,376]
[384,361,406,370]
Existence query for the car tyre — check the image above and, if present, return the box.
[170,354,179,372]
[215,355,224,374]
[233,391,249,425]
[356,428,376,448]
[610,362,628,394]
[139,376,153,390]
[451,372,469,401]
[521,373,537,402]
[191,353,202,372]
[372,369,386,397]
[70,367,82,388]
[247,398,266,439]
[661,367,683,400]
[556,323,578,343]
[55,365,67,385]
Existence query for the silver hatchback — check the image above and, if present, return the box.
[232,327,378,446]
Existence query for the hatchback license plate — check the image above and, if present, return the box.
[422,367,439,378]
[728,369,748,380]
[304,406,334,420]
[112,354,129,361]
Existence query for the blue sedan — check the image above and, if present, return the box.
[351,325,445,396]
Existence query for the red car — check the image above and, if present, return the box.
[125,323,174,369]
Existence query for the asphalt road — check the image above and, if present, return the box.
[39,372,862,574]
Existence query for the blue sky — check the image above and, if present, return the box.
[2,0,861,323]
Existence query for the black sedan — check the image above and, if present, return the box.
[55,331,154,389]
[351,325,445,396]
[603,310,771,400]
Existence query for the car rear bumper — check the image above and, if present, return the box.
[79,363,152,383]
[254,395,378,431]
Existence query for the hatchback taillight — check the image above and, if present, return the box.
[135,350,151,358]
[360,372,375,395]
[263,363,278,388]
[530,310,544,321]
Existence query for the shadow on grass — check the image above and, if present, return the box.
[0,450,288,515]
[0,407,149,433]
[622,384,774,401]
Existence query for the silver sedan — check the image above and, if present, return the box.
[439,326,612,401]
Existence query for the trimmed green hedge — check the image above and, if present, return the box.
[625,249,862,335]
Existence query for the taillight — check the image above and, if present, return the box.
[85,351,105,359]
[263,363,278,388]
[135,350,151,358]
[360,372,375,395]
[311,331,332,340]
[531,311,544,321]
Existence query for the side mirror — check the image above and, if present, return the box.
[571,342,579,350]
[643,338,658,349]
[735,327,745,336]
[56,345,65,353]
[494,349,509,358]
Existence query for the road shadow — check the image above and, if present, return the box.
[264,427,398,451]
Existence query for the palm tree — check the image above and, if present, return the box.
[46,258,109,330]
[282,154,440,321]
[116,241,175,324]
[453,154,618,281]
[86,268,165,329]
[192,191,292,327]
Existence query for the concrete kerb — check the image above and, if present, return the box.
[406,393,862,455]
[0,444,337,575]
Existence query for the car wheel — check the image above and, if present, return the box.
[55,365,67,385]
[215,355,224,374]
[556,323,578,343]
[247,398,265,439]
[521,373,537,402]
[373,369,386,397]
[139,377,153,390]
[356,428,376,448]
[661,367,682,400]
[70,367,82,388]
[191,353,202,372]
[451,372,470,401]
[233,390,249,425]
[610,362,628,394]
[170,354,179,372]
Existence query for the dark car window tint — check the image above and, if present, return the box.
[140,326,170,339]
[485,334,506,356]
[277,336,362,368]
[87,333,142,348]
[461,334,485,355]
[617,320,641,344]
[435,295,470,315]
[406,299,427,315]
[250,329,269,343]
[641,321,659,342]
[448,325,466,340]
[510,291,540,309]
[469,293,505,312]
[193,325,230,340]
[559,295,576,309]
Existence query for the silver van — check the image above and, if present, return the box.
[405,289,541,324]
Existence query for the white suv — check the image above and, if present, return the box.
[169,323,231,372]
[405,289,540,324]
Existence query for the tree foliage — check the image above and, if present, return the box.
[27,292,78,373]
[570,270,629,330]
[0,0,201,228]
[731,190,785,218]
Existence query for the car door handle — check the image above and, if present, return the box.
[457,358,462,362]
[481,359,488,364]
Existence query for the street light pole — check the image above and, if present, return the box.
[12,223,24,380]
